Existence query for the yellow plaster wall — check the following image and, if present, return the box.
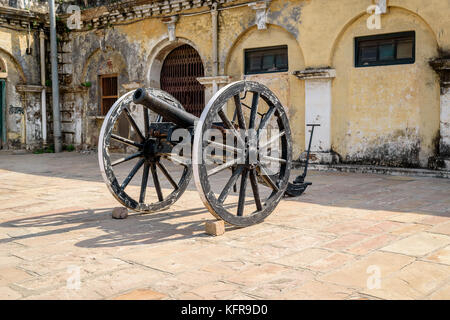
[0,27,30,148]
[225,25,306,158]
[74,0,449,164]
[331,8,440,166]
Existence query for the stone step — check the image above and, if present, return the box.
[296,163,450,179]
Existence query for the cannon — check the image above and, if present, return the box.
[98,81,316,227]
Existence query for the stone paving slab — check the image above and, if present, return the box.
[0,152,449,300]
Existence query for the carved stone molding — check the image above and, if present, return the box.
[79,0,238,30]
[375,0,388,14]
[430,58,450,89]
[197,75,231,101]
[249,1,270,30]
[162,15,179,42]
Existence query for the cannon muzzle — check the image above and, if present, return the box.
[133,88,198,128]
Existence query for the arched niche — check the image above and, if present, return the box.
[81,47,129,115]
[0,48,27,149]
[225,24,306,158]
[330,7,440,167]
[145,37,206,88]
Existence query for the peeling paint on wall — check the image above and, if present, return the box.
[344,128,422,167]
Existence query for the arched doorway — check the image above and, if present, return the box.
[160,44,205,117]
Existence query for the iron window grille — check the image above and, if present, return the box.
[355,31,415,68]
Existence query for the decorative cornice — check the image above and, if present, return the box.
[0,6,48,30]
[79,0,237,30]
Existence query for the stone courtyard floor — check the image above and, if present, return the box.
[0,152,449,300]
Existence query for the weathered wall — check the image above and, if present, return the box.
[331,7,440,167]
[225,24,305,158]
[0,49,25,148]
[23,90,43,149]
[441,88,450,156]
[61,0,449,168]
[0,25,43,150]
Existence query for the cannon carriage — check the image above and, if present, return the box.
[98,80,315,227]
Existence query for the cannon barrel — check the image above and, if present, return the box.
[133,88,199,128]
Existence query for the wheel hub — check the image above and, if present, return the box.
[142,138,157,161]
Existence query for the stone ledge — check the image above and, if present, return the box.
[428,156,450,171]
[122,82,144,90]
[293,68,336,80]
[293,163,450,179]
[430,58,450,88]
[299,151,339,164]
[15,84,45,93]
[196,75,232,86]
[430,58,450,70]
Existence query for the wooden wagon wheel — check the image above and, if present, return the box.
[98,89,192,213]
[192,81,292,227]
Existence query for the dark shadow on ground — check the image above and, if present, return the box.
[1,153,449,234]
[0,205,243,248]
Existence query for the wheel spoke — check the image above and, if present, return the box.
[249,92,259,129]
[257,164,280,192]
[249,169,263,211]
[218,166,243,204]
[232,167,237,192]
[139,162,150,203]
[111,152,143,166]
[143,106,150,137]
[218,109,246,147]
[111,134,143,148]
[258,107,276,132]
[259,130,285,150]
[261,155,287,164]
[233,94,246,129]
[121,158,145,190]
[164,154,190,167]
[150,162,164,202]
[156,161,178,190]
[124,107,145,141]
[207,159,238,177]
[207,140,241,154]
[237,168,249,216]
